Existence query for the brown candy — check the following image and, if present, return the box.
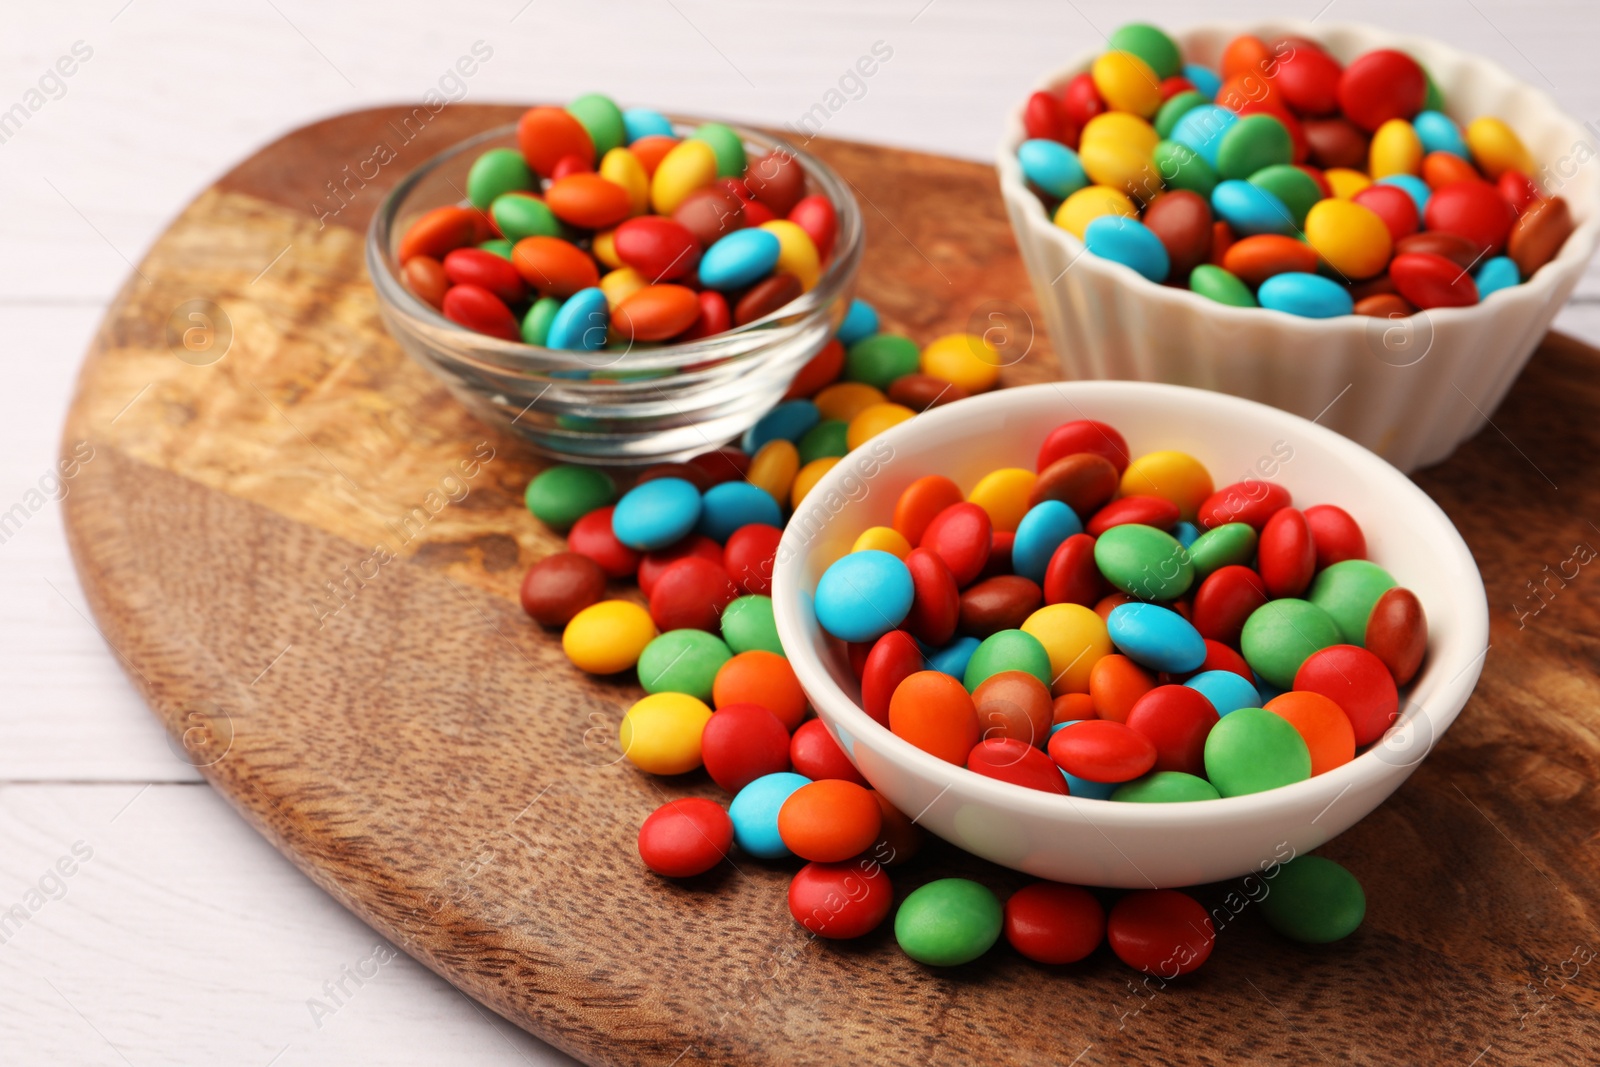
[887,373,970,411]
[1353,293,1416,317]
[636,462,714,492]
[972,670,1055,749]
[744,150,807,216]
[959,575,1043,638]
[672,185,745,248]
[1395,231,1479,271]
[1302,116,1369,170]
[1028,452,1119,514]
[519,551,607,627]
[1508,195,1574,279]
[1365,586,1427,686]
[734,273,802,326]
[1142,190,1213,280]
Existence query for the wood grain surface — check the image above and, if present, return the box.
[60,105,1600,1066]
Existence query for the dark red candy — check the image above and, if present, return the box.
[1294,644,1400,746]
[1043,533,1107,606]
[638,534,724,597]
[847,639,872,680]
[967,737,1069,794]
[887,373,970,412]
[745,150,807,216]
[1395,231,1480,271]
[1005,882,1106,965]
[672,186,745,248]
[700,703,791,793]
[1273,44,1343,116]
[638,797,733,878]
[1030,453,1119,514]
[1257,507,1316,598]
[723,523,782,595]
[861,630,924,727]
[442,247,527,304]
[1365,587,1427,686]
[1303,504,1367,569]
[637,462,714,492]
[567,506,641,579]
[614,216,702,282]
[550,153,593,180]
[1424,180,1516,259]
[789,718,867,786]
[788,860,893,939]
[687,446,749,486]
[959,575,1043,638]
[1141,190,1213,280]
[519,551,607,627]
[1047,720,1157,783]
[1337,49,1426,132]
[1123,685,1219,776]
[1303,116,1368,170]
[680,289,733,341]
[734,272,803,326]
[978,531,1016,583]
[1087,495,1180,536]
[1024,90,1077,146]
[1107,890,1214,975]
[1390,252,1479,309]
[1198,479,1291,531]
[920,502,993,587]
[1191,565,1269,646]
[903,547,961,646]
[788,194,839,261]
[1199,638,1252,680]
[441,283,520,341]
[1037,419,1131,473]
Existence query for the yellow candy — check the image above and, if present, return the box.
[759,220,821,291]
[852,525,912,558]
[792,457,840,509]
[563,600,657,675]
[1078,141,1161,202]
[650,139,718,214]
[846,402,915,450]
[814,381,886,422]
[599,267,647,309]
[599,147,650,216]
[1090,50,1162,118]
[1304,199,1392,280]
[591,227,623,269]
[1120,450,1214,522]
[1080,112,1161,157]
[966,467,1037,534]
[747,439,800,505]
[618,692,713,775]
[1324,168,1372,200]
[1465,117,1534,179]
[1054,185,1138,239]
[1368,119,1423,179]
[920,333,1002,393]
[1021,603,1112,695]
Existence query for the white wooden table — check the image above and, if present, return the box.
[4,1,1597,1062]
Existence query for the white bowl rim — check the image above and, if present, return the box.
[994,19,1600,330]
[772,379,1491,826]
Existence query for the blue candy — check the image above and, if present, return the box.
[1018,138,1088,199]
[544,287,609,351]
[698,229,782,290]
[814,550,914,643]
[1084,216,1171,282]
[622,107,674,144]
[1106,602,1206,674]
[1171,105,1237,168]
[1257,272,1355,319]
[1174,521,1200,549]
[696,481,782,542]
[1475,255,1520,299]
[1184,670,1261,716]
[925,636,980,680]
[729,772,811,858]
[1412,110,1468,158]
[742,399,820,454]
[611,477,702,551]
[1051,722,1118,799]
[1012,500,1083,583]
[1211,180,1295,236]
[1379,174,1431,215]
[836,298,879,346]
[1182,63,1222,100]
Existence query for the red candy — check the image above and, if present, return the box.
[442,247,527,304]
[790,719,868,786]
[1191,565,1269,646]
[614,216,702,282]
[1036,419,1131,474]
[1352,183,1421,243]
[638,534,723,598]
[1303,504,1367,569]
[1086,495,1179,536]
[861,631,924,727]
[1107,890,1214,976]
[920,503,993,587]
[966,737,1069,794]
[1199,638,1253,680]
[903,547,961,645]
[638,797,732,878]
[1293,644,1400,746]
[723,523,782,595]
[788,194,839,261]
[1257,507,1316,598]
[1390,252,1479,309]
[1336,49,1426,132]
[567,506,641,579]
[1273,44,1342,116]
[1060,73,1105,129]
[1198,479,1291,531]
[441,284,519,341]
[1043,533,1106,607]
[1005,882,1106,965]
[700,703,791,793]
[1047,720,1157,783]
[1123,685,1219,776]
[788,860,893,939]
[647,556,737,631]
[1024,90,1077,146]
[1424,180,1516,259]
[1365,587,1428,686]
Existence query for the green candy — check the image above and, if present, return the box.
[1216,114,1294,181]
[637,629,732,700]
[492,192,561,242]
[690,122,747,178]
[1154,140,1219,198]
[721,595,783,656]
[1259,855,1366,943]
[1112,771,1221,803]
[844,333,920,390]
[477,238,514,260]
[566,92,626,156]
[893,878,1003,966]
[523,465,615,530]
[798,419,849,464]
[1154,90,1207,139]
[1423,69,1445,113]
[1093,524,1195,601]
[1308,560,1396,646]
[1189,265,1257,308]
[1249,164,1324,228]
[1108,23,1182,79]
[1188,522,1257,577]
[1240,598,1341,690]
[1203,707,1312,797]
[466,148,534,210]
[522,296,562,347]
[963,629,1052,691]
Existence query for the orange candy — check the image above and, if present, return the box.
[777,780,883,862]
[712,650,807,731]
[1265,691,1356,775]
[628,135,679,177]
[543,173,633,230]
[1052,692,1096,725]
[512,236,602,297]
[783,338,846,400]
[1222,234,1321,287]
[1093,592,1136,622]
[892,475,965,546]
[612,284,702,342]
[398,205,480,262]
[1421,150,1480,190]
[1220,34,1273,80]
[973,670,1054,749]
[1088,654,1155,724]
[888,670,980,764]
[516,106,595,177]
[402,254,449,309]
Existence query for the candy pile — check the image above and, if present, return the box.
[397,93,839,348]
[812,418,1428,803]
[1016,24,1578,316]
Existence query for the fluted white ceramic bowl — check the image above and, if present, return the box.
[997,22,1600,472]
[771,381,1488,887]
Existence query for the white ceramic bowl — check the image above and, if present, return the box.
[771,381,1488,887]
[996,21,1600,473]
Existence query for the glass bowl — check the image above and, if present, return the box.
[368,120,863,465]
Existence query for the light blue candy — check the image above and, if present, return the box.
[545,287,609,351]
[1475,255,1520,299]
[1184,670,1261,717]
[611,477,702,551]
[1413,110,1467,158]
[698,229,781,290]
[1257,272,1355,319]
[729,772,811,858]
[815,550,914,643]
[1171,105,1237,168]
[1012,500,1083,583]
[1379,174,1431,215]
[697,481,782,542]
[1084,216,1171,282]
[622,107,674,144]
[1174,521,1200,549]
[1050,722,1118,799]
[742,399,819,454]
[1017,138,1088,200]
[1106,602,1206,674]
[1211,180,1295,236]
[925,636,979,680]
[836,298,879,345]
[1183,63,1221,100]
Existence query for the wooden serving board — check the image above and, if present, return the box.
[62,105,1600,1065]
